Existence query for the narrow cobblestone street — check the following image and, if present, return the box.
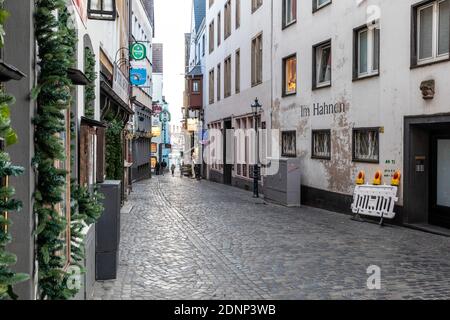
[92,176,450,300]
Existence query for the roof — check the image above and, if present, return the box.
[193,0,206,33]
[187,65,202,77]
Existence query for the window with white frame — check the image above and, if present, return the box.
[283,0,297,28]
[353,128,379,163]
[312,130,331,159]
[313,0,331,12]
[252,0,263,13]
[415,0,449,65]
[355,25,380,78]
[314,40,332,88]
[88,0,116,20]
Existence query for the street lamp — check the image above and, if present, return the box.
[251,98,262,198]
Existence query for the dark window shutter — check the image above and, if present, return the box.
[96,127,106,183]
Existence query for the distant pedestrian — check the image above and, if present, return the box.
[171,164,176,176]
[161,160,167,176]
[155,161,160,176]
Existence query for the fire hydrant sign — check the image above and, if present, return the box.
[130,42,146,61]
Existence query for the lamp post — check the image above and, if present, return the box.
[251,98,262,198]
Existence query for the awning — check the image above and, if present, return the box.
[100,79,134,115]
[68,68,89,86]
[0,60,26,82]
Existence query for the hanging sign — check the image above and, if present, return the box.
[152,104,162,114]
[130,68,147,86]
[130,42,146,61]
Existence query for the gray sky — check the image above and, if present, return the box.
[154,0,192,125]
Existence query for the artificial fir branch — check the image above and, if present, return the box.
[34,0,75,300]
[0,2,29,300]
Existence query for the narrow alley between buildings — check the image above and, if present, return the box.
[92,176,450,300]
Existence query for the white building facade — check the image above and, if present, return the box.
[205,0,450,230]
[205,0,273,188]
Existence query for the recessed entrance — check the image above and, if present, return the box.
[404,115,450,230]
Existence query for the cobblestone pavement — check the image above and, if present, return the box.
[92,175,450,300]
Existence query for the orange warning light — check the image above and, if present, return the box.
[372,170,382,185]
[356,171,365,185]
[391,170,401,186]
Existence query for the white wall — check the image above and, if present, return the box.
[205,0,273,125]
[272,0,450,203]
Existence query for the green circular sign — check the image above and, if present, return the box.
[130,42,146,61]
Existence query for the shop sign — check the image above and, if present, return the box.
[187,118,198,132]
[152,126,161,137]
[130,68,147,86]
[113,65,129,104]
[130,42,146,61]
[151,143,158,153]
[152,104,162,114]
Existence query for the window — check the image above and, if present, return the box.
[312,130,331,159]
[192,80,200,93]
[224,56,232,98]
[236,0,241,29]
[354,25,380,79]
[202,35,206,56]
[209,0,214,8]
[282,54,297,96]
[235,49,241,93]
[209,20,215,53]
[225,0,232,39]
[313,0,331,12]
[217,63,221,101]
[217,12,221,47]
[413,0,449,66]
[282,131,296,157]
[313,40,332,89]
[209,69,215,104]
[283,0,297,28]
[88,0,116,20]
[251,33,263,86]
[252,0,263,13]
[352,128,380,163]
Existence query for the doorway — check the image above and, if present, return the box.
[404,115,450,230]
[430,135,450,228]
[223,119,232,185]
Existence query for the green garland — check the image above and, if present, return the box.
[105,119,124,180]
[33,0,76,299]
[0,92,29,300]
[0,2,29,300]
[84,48,96,119]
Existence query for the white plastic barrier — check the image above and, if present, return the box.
[351,185,398,223]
